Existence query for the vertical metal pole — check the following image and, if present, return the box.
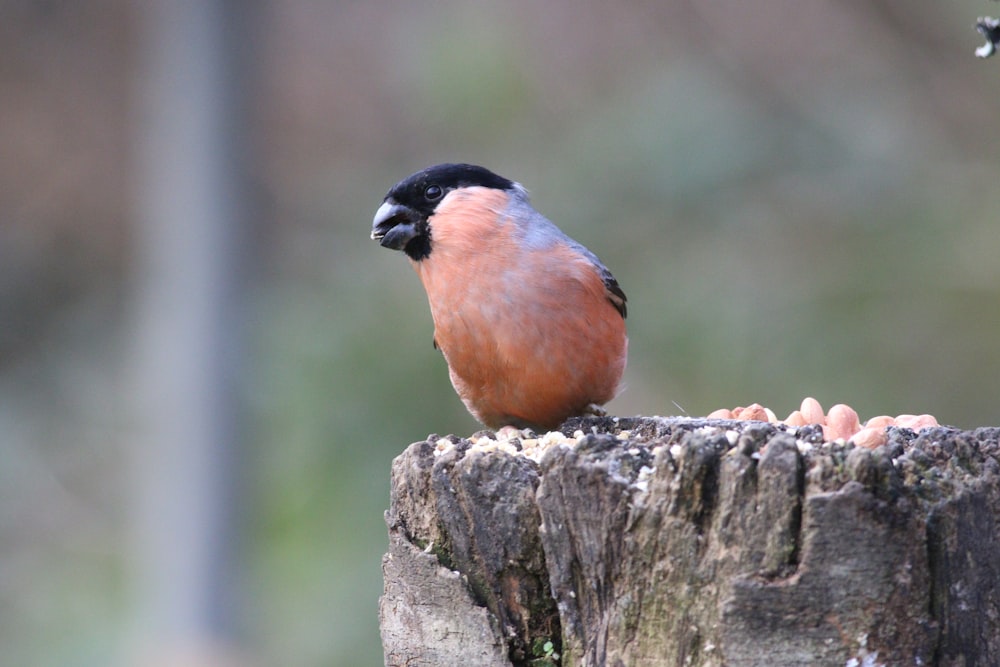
[130,0,256,662]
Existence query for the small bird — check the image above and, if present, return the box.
[371,163,627,430]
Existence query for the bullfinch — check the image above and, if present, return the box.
[370,163,627,430]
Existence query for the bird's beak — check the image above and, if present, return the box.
[371,201,420,251]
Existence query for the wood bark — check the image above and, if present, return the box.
[380,417,1000,666]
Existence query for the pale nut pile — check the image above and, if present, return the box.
[706,397,940,449]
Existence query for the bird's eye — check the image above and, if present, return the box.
[424,184,443,200]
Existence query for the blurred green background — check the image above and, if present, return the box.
[2,1,999,665]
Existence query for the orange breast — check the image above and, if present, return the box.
[411,189,627,429]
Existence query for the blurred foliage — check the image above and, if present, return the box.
[1,0,999,665]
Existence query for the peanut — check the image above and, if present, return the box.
[800,397,825,425]
[851,426,889,449]
[824,403,861,441]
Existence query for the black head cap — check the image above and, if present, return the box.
[384,163,516,216]
[373,164,517,261]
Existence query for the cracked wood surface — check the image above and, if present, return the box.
[380,417,1000,666]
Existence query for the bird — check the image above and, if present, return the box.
[370,163,627,431]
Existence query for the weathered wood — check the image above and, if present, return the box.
[380,417,1000,666]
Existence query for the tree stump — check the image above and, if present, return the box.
[379,417,1000,666]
